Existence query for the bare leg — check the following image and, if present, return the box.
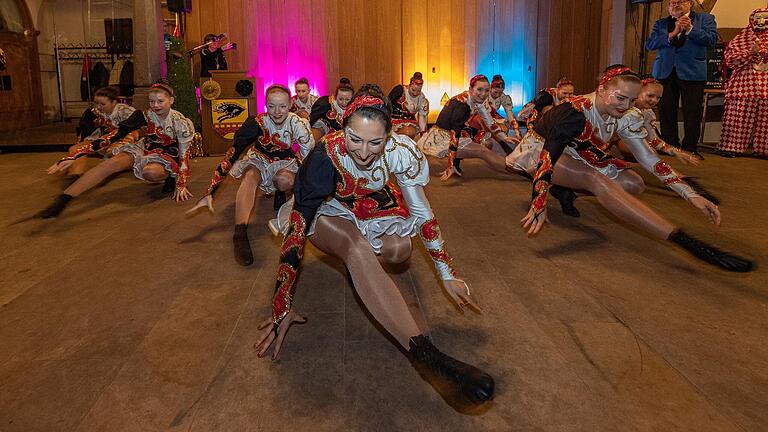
[141,163,169,183]
[551,155,674,239]
[310,216,496,403]
[455,142,508,174]
[310,216,420,348]
[397,125,419,140]
[379,234,412,265]
[37,152,134,218]
[64,152,135,197]
[273,169,295,192]
[66,143,89,177]
[235,167,262,225]
[232,167,262,266]
[614,169,646,196]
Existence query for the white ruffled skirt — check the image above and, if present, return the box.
[229,153,299,194]
[112,142,176,181]
[271,197,421,254]
[416,126,472,159]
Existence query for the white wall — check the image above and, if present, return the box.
[711,0,768,28]
[32,0,133,120]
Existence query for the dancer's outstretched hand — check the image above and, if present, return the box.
[46,159,73,175]
[440,167,457,181]
[689,196,721,226]
[173,187,193,202]
[254,310,308,361]
[521,207,548,236]
[443,279,482,313]
[503,135,521,146]
[675,150,701,166]
[186,194,214,214]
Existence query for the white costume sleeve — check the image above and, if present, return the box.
[619,110,699,201]
[290,114,315,160]
[418,95,429,132]
[388,134,458,281]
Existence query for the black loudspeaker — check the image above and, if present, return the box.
[168,0,192,13]
[104,18,133,54]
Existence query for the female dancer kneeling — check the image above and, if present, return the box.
[308,78,354,142]
[515,66,751,272]
[418,74,579,217]
[66,86,136,178]
[388,71,430,140]
[255,86,494,405]
[188,85,314,266]
[39,82,195,217]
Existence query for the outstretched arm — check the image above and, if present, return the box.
[204,116,263,197]
[401,184,480,311]
[526,105,586,224]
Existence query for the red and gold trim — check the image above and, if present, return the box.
[427,248,458,279]
[530,149,553,214]
[653,160,673,176]
[272,210,308,325]
[420,218,440,242]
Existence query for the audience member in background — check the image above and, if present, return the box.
[717,8,768,159]
[645,0,718,159]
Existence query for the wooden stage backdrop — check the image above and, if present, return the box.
[181,0,609,119]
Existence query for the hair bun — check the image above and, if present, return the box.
[492,74,502,80]
[413,72,423,80]
[340,77,351,85]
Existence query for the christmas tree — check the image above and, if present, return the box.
[166,35,201,130]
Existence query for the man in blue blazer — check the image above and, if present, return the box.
[646,0,718,157]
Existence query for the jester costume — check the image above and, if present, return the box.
[718,8,768,157]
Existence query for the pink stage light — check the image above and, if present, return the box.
[246,1,327,113]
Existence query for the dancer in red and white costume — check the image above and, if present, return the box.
[39,82,195,218]
[717,8,768,158]
[255,85,494,406]
[67,86,135,178]
[512,66,751,272]
[188,85,314,266]
[517,77,575,127]
[388,72,429,140]
[488,74,522,142]
[290,77,318,121]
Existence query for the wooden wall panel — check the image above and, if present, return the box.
[180,0,605,114]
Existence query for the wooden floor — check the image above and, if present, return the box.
[0,149,765,431]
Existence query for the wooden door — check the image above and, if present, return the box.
[0,0,43,132]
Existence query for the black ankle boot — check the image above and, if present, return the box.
[549,185,580,217]
[669,229,752,272]
[36,194,73,219]
[273,190,287,212]
[452,157,463,176]
[233,224,254,266]
[408,335,495,404]
[682,177,720,205]
[161,176,176,194]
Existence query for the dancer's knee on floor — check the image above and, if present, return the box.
[273,170,295,191]
[142,167,167,182]
[380,236,412,265]
[620,172,646,196]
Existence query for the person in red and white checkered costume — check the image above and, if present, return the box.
[718,8,768,157]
